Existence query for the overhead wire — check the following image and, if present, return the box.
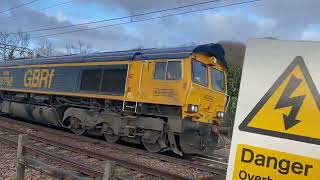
[9,0,226,35]
[0,0,74,24]
[38,0,74,11]
[30,0,264,39]
[0,0,41,14]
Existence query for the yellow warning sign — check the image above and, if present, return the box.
[239,56,320,144]
[233,144,320,180]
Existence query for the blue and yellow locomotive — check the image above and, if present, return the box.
[0,44,229,155]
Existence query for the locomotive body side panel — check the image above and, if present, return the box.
[0,67,80,92]
[0,61,129,100]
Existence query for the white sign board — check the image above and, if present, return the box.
[226,39,320,180]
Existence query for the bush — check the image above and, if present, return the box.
[222,64,242,136]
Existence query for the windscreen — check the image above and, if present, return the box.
[192,59,208,87]
[211,67,225,92]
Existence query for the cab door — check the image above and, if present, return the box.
[139,59,185,106]
[124,61,144,102]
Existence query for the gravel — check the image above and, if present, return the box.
[0,117,228,179]
[0,142,56,180]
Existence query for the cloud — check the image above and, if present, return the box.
[76,0,320,42]
[251,0,320,39]
[78,0,205,14]
[0,0,319,52]
[56,12,68,22]
[302,28,320,41]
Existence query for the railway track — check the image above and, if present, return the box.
[188,155,228,170]
[0,125,186,179]
[0,127,104,179]
[0,116,227,179]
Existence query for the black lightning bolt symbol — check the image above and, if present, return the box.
[275,75,306,130]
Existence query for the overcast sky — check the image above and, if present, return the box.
[0,0,319,52]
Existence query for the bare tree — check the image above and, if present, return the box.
[0,31,32,60]
[65,40,93,55]
[34,38,56,57]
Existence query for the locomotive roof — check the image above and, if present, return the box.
[0,43,227,68]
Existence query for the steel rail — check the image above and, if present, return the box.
[0,116,227,175]
[26,144,104,178]
[0,132,103,178]
[0,126,193,180]
[0,116,227,179]
[28,134,191,180]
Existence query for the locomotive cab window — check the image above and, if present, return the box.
[192,59,208,87]
[101,68,127,94]
[154,61,182,80]
[211,67,225,92]
[79,65,127,95]
[154,62,166,80]
[80,69,102,91]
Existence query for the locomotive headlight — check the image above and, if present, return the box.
[217,111,225,119]
[187,104,198,113]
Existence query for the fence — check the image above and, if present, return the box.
[15,134,115,180]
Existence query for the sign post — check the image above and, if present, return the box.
[227,39,320,180]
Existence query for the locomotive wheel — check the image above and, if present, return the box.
[143,140,162,153]
[69,117,86,136]
[103,127,119,143]
[103,133,120,143]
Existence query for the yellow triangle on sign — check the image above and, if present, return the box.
[239,56,320,144]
